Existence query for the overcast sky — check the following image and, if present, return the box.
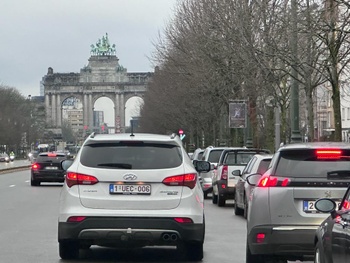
[0,0,177,98]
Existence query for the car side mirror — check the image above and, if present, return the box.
[314,198,337,213]
[232,169,241,177]
[246,173,261,186]
[194,161,211,172]
[62,159,74,171]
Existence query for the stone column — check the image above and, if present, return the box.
[89,93,93,130]
[120,93,125,129]
[57,93,61,127]
[45,94,50,125]
[52,93,56,127]
[83,93,88,129]
[114,93,120,133]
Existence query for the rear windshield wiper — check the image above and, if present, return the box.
[327,170,350,179]
[97,163,132,169]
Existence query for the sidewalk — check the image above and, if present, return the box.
[0,159,31,173]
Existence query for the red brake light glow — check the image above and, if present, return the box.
[32,163,39,170]
[174,217,193,223]
[47,153,57,157]
[257,175,290,187]
[162,174,197,189]
[67,216,87,222]
[343,200,350,210]
[256,233,266,243]
[65,172,99,188]
[316,149,342,159]
[221,165,228,180]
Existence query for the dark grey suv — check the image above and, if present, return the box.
[246,142,350,263]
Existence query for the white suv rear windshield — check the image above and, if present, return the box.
[80,142,183,169]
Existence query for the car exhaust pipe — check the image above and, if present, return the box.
[170,234,178,241]
[162,233,170,241]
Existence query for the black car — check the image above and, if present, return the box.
[31,152,67,186]
[314,186,350,263]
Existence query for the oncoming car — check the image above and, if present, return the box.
[0,153,10,163]
[58,133,211,261]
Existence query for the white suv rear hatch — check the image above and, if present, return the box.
[75,140,188,210]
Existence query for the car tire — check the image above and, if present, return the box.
[314,241,325,263]
[59,241,79,260]
[243,197,248,219]
[179,241,203,261]
[212,191,218,204]
[30,176,40,186]
[246,240,265,263]
[217,192,226,207]
[234,193,243,215]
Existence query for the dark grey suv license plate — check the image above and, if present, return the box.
[109,184,151,195]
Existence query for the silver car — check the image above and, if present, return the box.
[58,133,211,261]
[246,142,350,263]
[234,153,273,218]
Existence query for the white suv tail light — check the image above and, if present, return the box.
[66,172,99,188]
[162,173,197,189]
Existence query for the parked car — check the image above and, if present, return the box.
[246,142,350,263]
[212,148,270,207]
[314,193,350,263]
[199,146,228,198]
[0,153,10,163]
[58,133,211,260]
[31,152,68,186]
[234,153,273,218]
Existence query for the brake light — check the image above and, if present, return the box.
[174,217,193,223]
[257,175,290,187]
[343,200,350,209]
[162,173,197,189]
[47,153,57,157]
[67,216,86,222]
[256,233,265,243]
[65,172,99,188]
[316,149,342,159]
[32,163,39,170]
[220,165,228,180]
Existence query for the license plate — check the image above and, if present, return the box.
[110,184,151,195]
[303,200,341,213]
[45,166,58,170]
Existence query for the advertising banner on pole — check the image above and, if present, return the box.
[229,102,247,128]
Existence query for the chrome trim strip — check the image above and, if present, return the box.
[273,226,318,231]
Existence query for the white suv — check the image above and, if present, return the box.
[58,133,211,261]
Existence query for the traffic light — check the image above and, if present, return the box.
[178,129,185,140]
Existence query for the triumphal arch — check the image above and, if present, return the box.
[42,33,152,137]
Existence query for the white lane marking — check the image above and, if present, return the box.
[9,185,15,187]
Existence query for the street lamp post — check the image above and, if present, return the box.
[290,0,302,143]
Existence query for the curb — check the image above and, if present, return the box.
[0,165,31,174]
